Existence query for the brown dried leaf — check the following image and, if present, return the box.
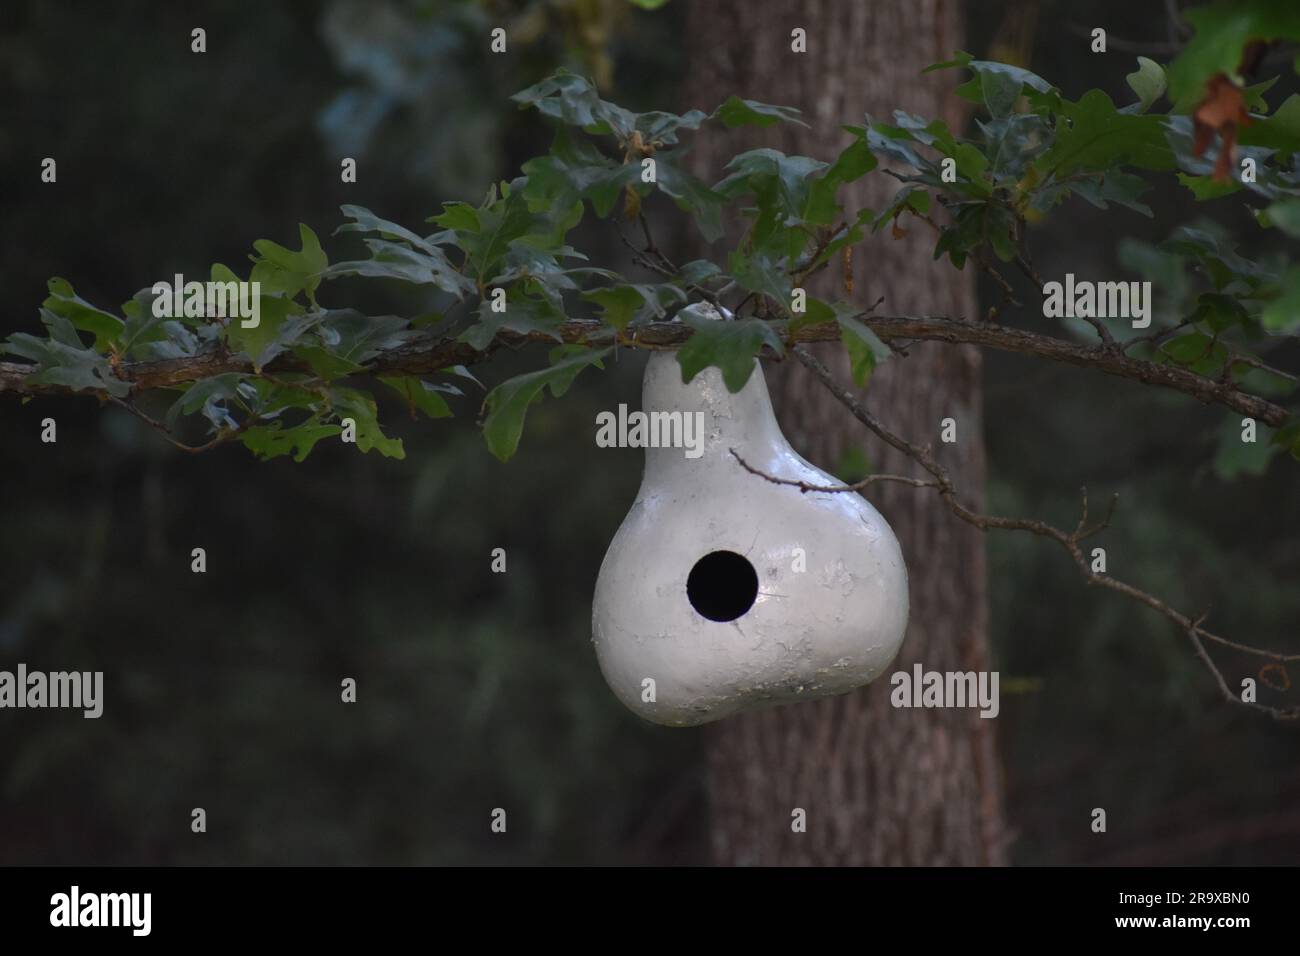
[1192,72,1252,183]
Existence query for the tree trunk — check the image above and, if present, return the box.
[684,0,1007,865]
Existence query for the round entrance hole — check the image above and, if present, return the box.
[687,550,759,622]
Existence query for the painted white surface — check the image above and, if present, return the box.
[592,309,909,727]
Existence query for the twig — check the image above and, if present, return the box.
[108,396,248,454]
[729,448,936,493]
[773,344,1299,720]
[1009,248,1116,347]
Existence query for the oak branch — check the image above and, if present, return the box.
[0,315,1289,428]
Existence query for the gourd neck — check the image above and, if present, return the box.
[640,351,788,481]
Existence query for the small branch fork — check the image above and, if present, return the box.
[727,345,1300,722]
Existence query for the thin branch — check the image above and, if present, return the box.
[766,345,1300,720]
[729,448,936,493]
[618,217,722,307]
[107,396,248,454]
[1009,246,1115,347]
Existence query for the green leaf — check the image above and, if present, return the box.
[1161,332,1214,363]
[1214,416,1277,480]
[379,376,455,419]
[521,128,639,218]
[222,294,296,372]
[512,69,705,146]
[1189,292,1249,332]
[1157,332,1228,376]
[866,121,933,170]
[1263,197,1300,237]
[1037,89,1174,176]
[251,224,329,303]
[512,70,611,131]
[714,147,827,256]
[119,286,180,357]
[331,386,405,458]
[481,347,610,461]
[790,297,858,333]
[788,297,835,333]
[832,446,871,484]
[1176,172,1242,200]
[806,139,877,224]
[1071,170,1154,216]
[1167,1,1300,108]
[728,251,794,315]
[950,59,1054,117]
[314,310,419,366]
[978,70,1024,119]
[886,112,958,152]
[679,259,722,285]
[1275,419,1300,462]
[434,183,580,288]
[838,316,891,387]
[241,418,343,463]
[291,346,367,380]
[1239,94,1300,152]
[676,315,783,392]
[42,278,125,351]
[1160,225,1271,292]
[1261,265,1300,332]
[1125,56,1167,112]
[715,148,826,205]
[325,236,475,299]
[166,373,246,430]
[461,294,567,351]
[581,284,685,330]
[1242,76,1279,112]
[874,187,931,233]
[335,205,453,255]
[978,113,1053,178]
[634,107,709,145]
[2,311,129,397]
[656,158,725,242]
[713,96,806,128]
[430,202,481,234]
[924,51,975,74]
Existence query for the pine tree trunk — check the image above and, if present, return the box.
[684,0,1007,865]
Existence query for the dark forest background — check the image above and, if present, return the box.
[1,0,1296,865]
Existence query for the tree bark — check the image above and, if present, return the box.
[684,0,1007,865]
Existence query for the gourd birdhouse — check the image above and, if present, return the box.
[592,305,909,726]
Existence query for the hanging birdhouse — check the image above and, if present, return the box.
[592,305,910,727]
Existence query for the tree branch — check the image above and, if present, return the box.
[735,345,1300,721]
[3,314,1286,426]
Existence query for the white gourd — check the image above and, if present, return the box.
[592,304,909,726]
